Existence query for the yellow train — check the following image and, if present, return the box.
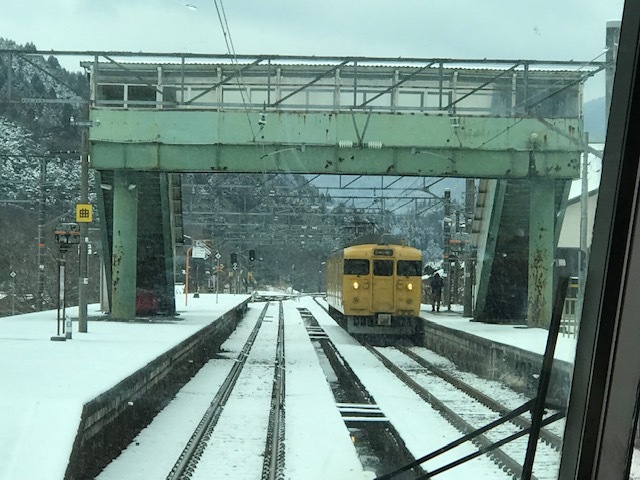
[326,243,423,342]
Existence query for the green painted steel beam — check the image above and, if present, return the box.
[89,109,582,178]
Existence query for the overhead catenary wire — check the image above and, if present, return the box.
[212,0,259,144]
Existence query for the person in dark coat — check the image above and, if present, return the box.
[430,272,444,312]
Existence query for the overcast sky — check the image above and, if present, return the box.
[0,0,625,98]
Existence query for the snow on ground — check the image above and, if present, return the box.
[97,302,265,479]
[282,301,369,480]
[302,297,511,479]
[190,302,280,479]
[0,294,249,480]
[419,305,577,364]
[101,300,370,480]
[0,291,623,480]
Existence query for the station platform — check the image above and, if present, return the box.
[0,294,250,480]
[419,305,577,362]
[418,304,577,403]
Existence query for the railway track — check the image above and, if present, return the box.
[368,345,564,480]
[396,346,563,450]
[262,302,286,480]
[297,307,426,479]
[166,301,286,480]
[106,296,563,479]
[309,296,563,479]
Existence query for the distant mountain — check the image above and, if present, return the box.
[584,96,606,142]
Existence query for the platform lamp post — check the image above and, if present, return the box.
[214,251,222,304]
[185,246,192,306]
[52,223,80,341]
[10,271,16,315]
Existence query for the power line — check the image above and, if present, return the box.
[212,0,257,142]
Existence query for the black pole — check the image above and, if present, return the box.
[521,275,570,479]
[56,253,62,336]
[61,256,66,335]
[443,189,451,310]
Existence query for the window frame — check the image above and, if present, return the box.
[559,4,640,478]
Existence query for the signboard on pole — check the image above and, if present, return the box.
[192,246,208,259]
[193,240,211,259]
[75,204,93,223]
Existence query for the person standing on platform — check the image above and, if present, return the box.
[430,272,444,312]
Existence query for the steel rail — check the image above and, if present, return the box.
[262,301,287,480]
[365,343,536,480]
[397,346,563,450]
[166,302,270,480]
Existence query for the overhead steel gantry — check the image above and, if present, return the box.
[75,52,593,325]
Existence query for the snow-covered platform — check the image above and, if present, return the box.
[0,294,250,480]
[418,305,576,404]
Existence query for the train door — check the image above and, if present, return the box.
[372,258,394,315]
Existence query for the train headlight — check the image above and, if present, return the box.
[407,283,413,291]
[353,281,359,289]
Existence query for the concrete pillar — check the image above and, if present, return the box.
[111,171,138,319]
[528,178,555,328]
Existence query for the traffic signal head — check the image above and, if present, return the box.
[231,253,238,264]
[249,249,255,261]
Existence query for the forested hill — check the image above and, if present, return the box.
[0,39,88,204]
[0,40,90,314]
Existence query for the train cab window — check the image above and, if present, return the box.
[344,259,369,275]
[373,259,393,276]
[397,260,422,277]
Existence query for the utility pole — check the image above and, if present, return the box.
[78,125,89,333]
[463,178,475,317]
[578,132,590,325]
[443,188,452,311]
[37,157,46,310]
[453,210,461,304]
[69,106,94,332]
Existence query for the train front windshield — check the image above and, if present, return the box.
[344,259,369,275]
[373,260,393,276]
[397,260,422,277]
